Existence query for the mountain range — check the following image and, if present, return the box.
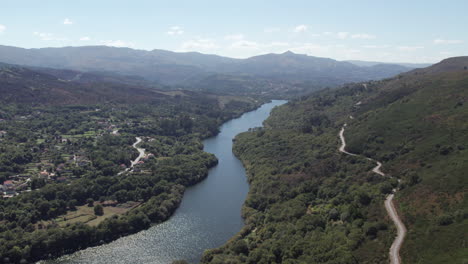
[0,45,420,88]
[0,62,221,106]
[346,60,431,68]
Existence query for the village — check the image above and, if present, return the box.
[0,117,156,199]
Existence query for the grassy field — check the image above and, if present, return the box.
[46,201,141,227]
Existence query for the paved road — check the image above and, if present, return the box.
[117,137,145,175]
[130,137,145,168]
[338,123,406,264]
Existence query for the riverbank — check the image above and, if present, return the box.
[201,100,395,263]
[41,100,286,264]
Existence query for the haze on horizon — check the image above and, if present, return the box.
[0,0,466,63]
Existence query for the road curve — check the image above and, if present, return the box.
[117,137,146,175]
[130,137,145,168]
[338,124,406,264]
[372,161,384,176]
[385,193,407,264]
[339,125,357,156]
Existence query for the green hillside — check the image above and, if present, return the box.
[201,57,468,264]
[0,63,262,263]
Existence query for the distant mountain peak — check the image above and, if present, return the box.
[0,44,415,85]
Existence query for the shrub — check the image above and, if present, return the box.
[232,240,249,255]
[436,214,454,226]
[94,204,104,216]
[439,146,453,155]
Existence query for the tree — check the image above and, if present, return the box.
[114,190,129,203]
[357,192,371,205]
[86,198,94,207]
[68,200,77,211]
[379,182,393,194]
[363,222,378,238]
[232,240,249,255]
[31,178,46,190]
[128,212,150,230]
[94,204,104,216]
[37,200,51,218]
[328,208,340,221]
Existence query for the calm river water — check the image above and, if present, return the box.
[45,100,287,264]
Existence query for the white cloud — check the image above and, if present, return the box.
[351,33,376,39]
[267,42,289,47]
[33,32,67,41]
[362,44,391,49]
[34,32,52,40]
[80,36,91,41]
[167,26,184,35]
[433,38,463,44]
[264,27,280,33]
[322,31,374,40]
[224,34,244,41]
[180,38,218,51]
[63,18,73,25]
[225,41,290,55]
[293,24,308,33]
[229,40,260,50]
[337,32,349,39]
[100,40,135,47]
[0,24,6,33]
[397,46,424,51]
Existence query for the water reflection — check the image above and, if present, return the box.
[44,100,287,264]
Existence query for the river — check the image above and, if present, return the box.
[45,100,287,264]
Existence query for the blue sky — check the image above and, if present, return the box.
[0,0,466,62]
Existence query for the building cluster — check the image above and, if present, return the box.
[1,176,30,198]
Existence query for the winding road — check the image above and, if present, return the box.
[339,124,406,264]
[117,137,146,175]
[130,137,145,168]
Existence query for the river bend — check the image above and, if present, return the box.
[46,100,287,264]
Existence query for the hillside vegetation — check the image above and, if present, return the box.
[0,64,262,263]
[201,57,468,264]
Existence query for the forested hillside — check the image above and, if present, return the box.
[0,64,261,263]
[201,57,468,264]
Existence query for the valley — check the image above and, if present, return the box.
[0,63,264,263]
[43,100,286,264]
[200,57,468,264]
[0,32,465,264]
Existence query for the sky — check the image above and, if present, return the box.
[0,0,466,63]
